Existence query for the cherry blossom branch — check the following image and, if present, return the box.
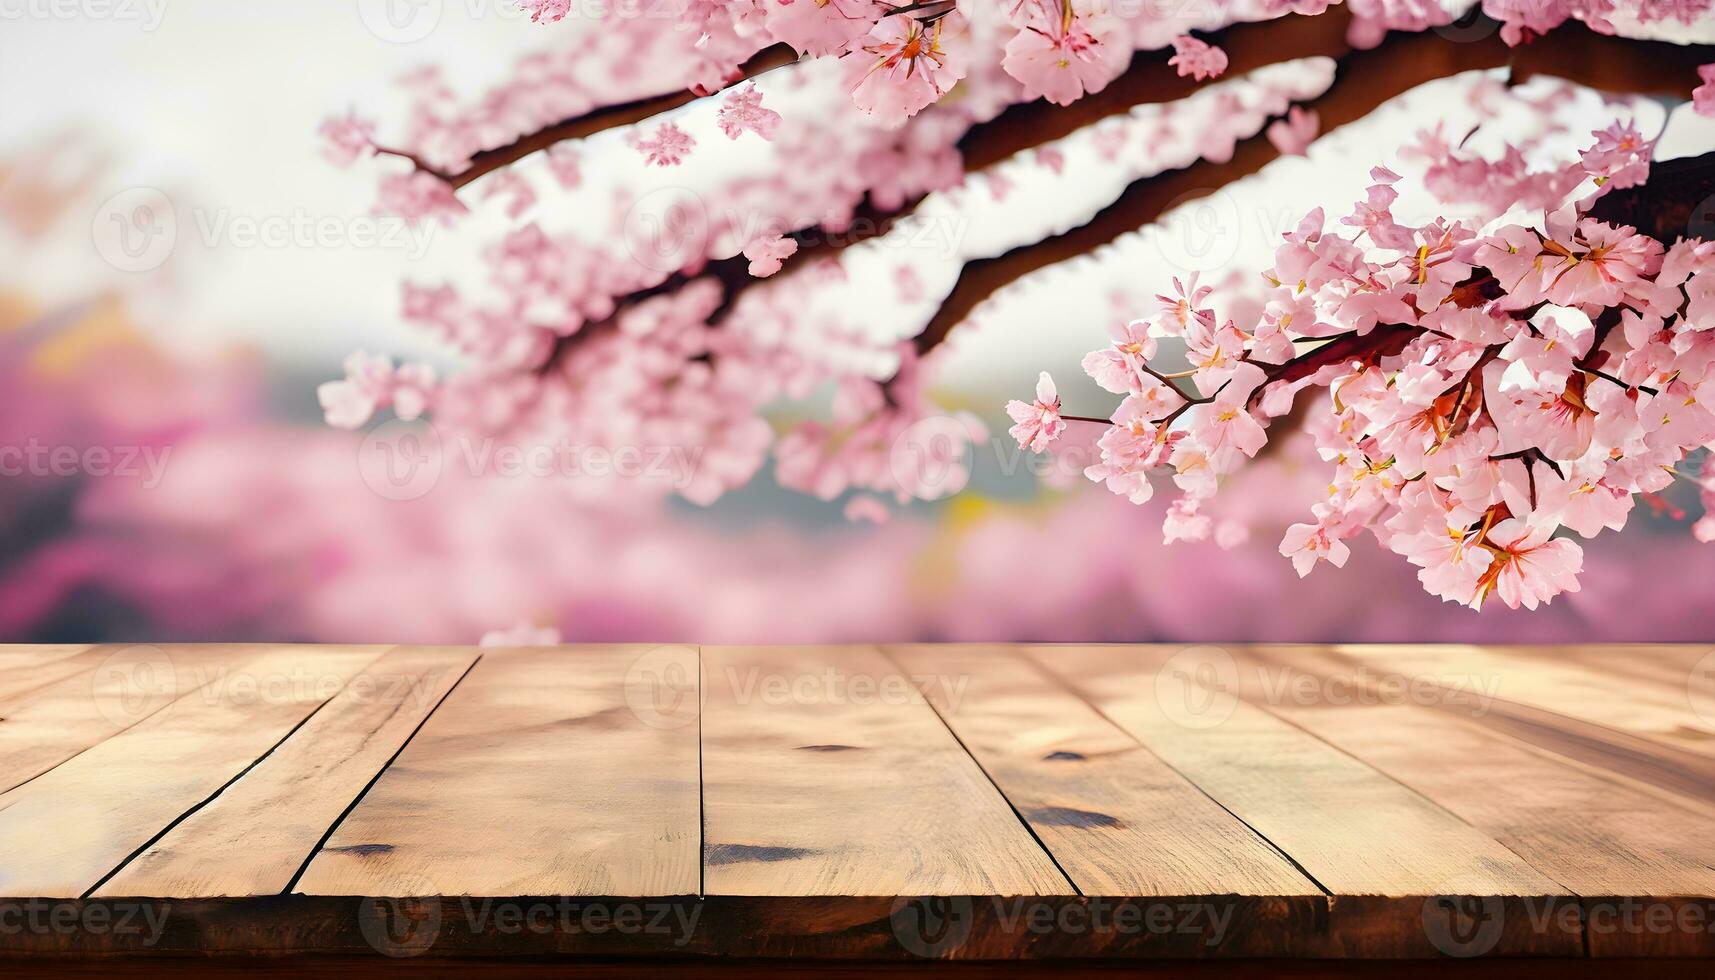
[1589,150,1715,243]
[912,22,1711,364]
[374,44,798,190]
[1492,448,1566,479]
[1578,363,1658,396]
[1247,324,1421,406]
[881,1,959,21]
[328,3,1715,526]
[961,8,1355,170]
[383,12,1346,195]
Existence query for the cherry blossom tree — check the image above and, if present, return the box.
[316,1,1715,613]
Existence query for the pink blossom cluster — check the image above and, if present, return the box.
[1267,0,1713,48]
[319,0,1710,210]
[771,336,989,506]
[320,1,1269,193]
[1695,63,1715,117]
[310,10,1308,512]
[1014,121,1715,611]
[1167,35,1228,82]
[310,2,1713,541]
[25,410,1715,645]
[318,352,437,429]
[1476,0,1713,45]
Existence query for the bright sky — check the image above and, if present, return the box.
[0,1,544,362]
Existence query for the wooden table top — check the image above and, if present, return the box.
[0,642,1711,965]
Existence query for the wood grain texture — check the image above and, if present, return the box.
[1241,646,1715,956]
[0,645,94,701]
[94,647,476,898]
[294,646,701,898]
[0,644,266,794]
[1500,645,1711,695]
[0,643,1708,964]
[0,646,385,897]
[1322,645,1715,810]
[701,645,1072,897]
[1332,645,1715,756]
[1025,645,1577,956]
[884,644,1316,898]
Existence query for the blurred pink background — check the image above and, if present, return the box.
[2,289,1710,646]
[3,9,1713,646]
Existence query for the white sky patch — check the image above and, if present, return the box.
[0,2,553,361]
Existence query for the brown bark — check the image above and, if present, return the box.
[1590,152,1715,242]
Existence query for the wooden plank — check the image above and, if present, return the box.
[1464,645,1715,743]
[1321,645,1715,810]
[1496,644,1710,692]
[884,644,1317,898]
[1025,645,1577,957]
[0,644,91,664]
[0,645,91,671]
[0,644,99,702]
[0,642,1710,962]
[1241,645,1715,957]
[0,644,268,794]
[294,646,701,898]
[0,646,385,898]
[1333,645,1715,756]
[93,647,477,898]
[700,645,1071,898]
